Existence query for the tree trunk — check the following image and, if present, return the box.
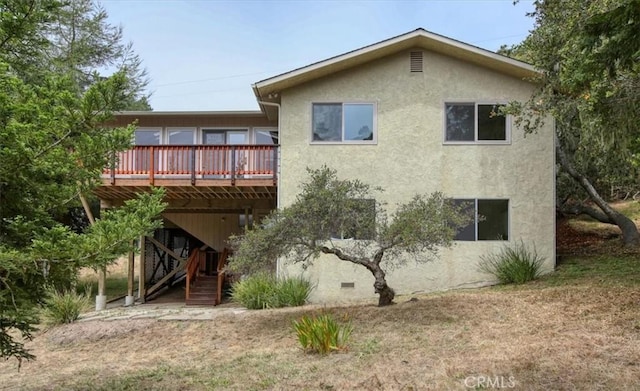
[556,134,640,247]
[319,246,397,306]
[372,266,395,306]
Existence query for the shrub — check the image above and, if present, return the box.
[478,240,545,284]
[275,276,312,307]
[231,273,312,309]
[292,313,353,354]
[41,286,92,325]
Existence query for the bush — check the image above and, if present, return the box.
[41,286,92,325]
[276,276,312,307]
[231,273,312,309]
[478,240,545,284]
[292,313,353,354]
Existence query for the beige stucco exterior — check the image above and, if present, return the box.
[276,48,555,303]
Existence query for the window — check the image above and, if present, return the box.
[134,128,161,145]
[255,129,279,145]
[445,103,509,143]
[133,128,161,172]
[452,199,509,241]
[330,199,376,240]
[312,103,375,143]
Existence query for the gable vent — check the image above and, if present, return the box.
[410,51,423,73]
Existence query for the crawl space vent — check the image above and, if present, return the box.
[410,51,423,73]
[341,282,355,288]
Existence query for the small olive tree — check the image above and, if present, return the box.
[229,167,471,306]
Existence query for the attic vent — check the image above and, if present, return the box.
[410,51,423,72]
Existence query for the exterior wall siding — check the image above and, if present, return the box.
[278,48,555,303]
[110,114,276,129]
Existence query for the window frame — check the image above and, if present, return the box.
[133,127,162,146]
[310,101,377,145]
[452,198,510,241]
[329,198,376,241]
[166,127,196,145]
[200,128,249,145]
[443,101,511,145]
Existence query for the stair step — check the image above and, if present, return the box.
[189,289,218,296]
[186,296,217,306]
[191,283,217,290]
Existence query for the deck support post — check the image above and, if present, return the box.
[125,241,135,306]
[138,235,147,303]
[86,195,107,311]
[96,267,107,311]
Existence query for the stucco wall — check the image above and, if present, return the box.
[278,48,555,303]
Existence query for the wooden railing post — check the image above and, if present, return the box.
[110,150,116,185]
[231,145,236,185]
[190,145,196,185]
[149,146,155,186]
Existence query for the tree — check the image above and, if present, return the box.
[45,0,151,110]
[0,1,161,362]
[505,0,640,246]
[229,167,471,307]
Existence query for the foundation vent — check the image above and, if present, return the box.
[410,51,423,73]
[341,282,355,288]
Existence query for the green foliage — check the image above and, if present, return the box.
[478,241,545,284]
[506,0,640,203]
[231,274,312,310]
[229,166,472,306]
[0,0,156,362]
[41,286,92,325]
[292,313,353,354]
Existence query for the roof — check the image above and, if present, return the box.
[252,28,537,117]
[114,110,266,117]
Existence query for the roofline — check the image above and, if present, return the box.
[253,28,537,101]
[114,110,267,116]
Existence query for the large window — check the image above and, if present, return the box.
[329,199,376,240]
[452,199,509,241]
[445,103,509,143]
[312,103,375,143]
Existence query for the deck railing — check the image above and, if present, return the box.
[104,144,278,184]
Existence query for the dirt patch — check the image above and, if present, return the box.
[43,319,156,346]
[556,217,610,254]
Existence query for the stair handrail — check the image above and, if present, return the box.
[216,248,232,305]
[185,247,204,301]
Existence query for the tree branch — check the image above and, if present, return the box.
[558,201,614,224]
[319,246,374,270]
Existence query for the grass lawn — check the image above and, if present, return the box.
[1,212,640,390]
[77,256,138,299]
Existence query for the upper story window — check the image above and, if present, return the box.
[444,103,509,143]
[312,102,376,143]
[134,128,161,145]
[452,199,509,241]
[202,129,248,145]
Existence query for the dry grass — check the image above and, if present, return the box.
[2,212,640,390]
[1,255,639,390]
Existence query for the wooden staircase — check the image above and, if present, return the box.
[186,275,219,306]
[185,247,231,306]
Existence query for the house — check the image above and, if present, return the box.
[98,28,555,306]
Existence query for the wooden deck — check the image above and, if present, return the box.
[97,144,278,200]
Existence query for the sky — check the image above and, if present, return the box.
[101,0,536,111]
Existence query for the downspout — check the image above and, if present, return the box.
[257,100,281,277]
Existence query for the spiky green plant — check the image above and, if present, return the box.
[478,240,545,284]
[231,273,312,309]
[41,286,92,325]
[292,313,353,354]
